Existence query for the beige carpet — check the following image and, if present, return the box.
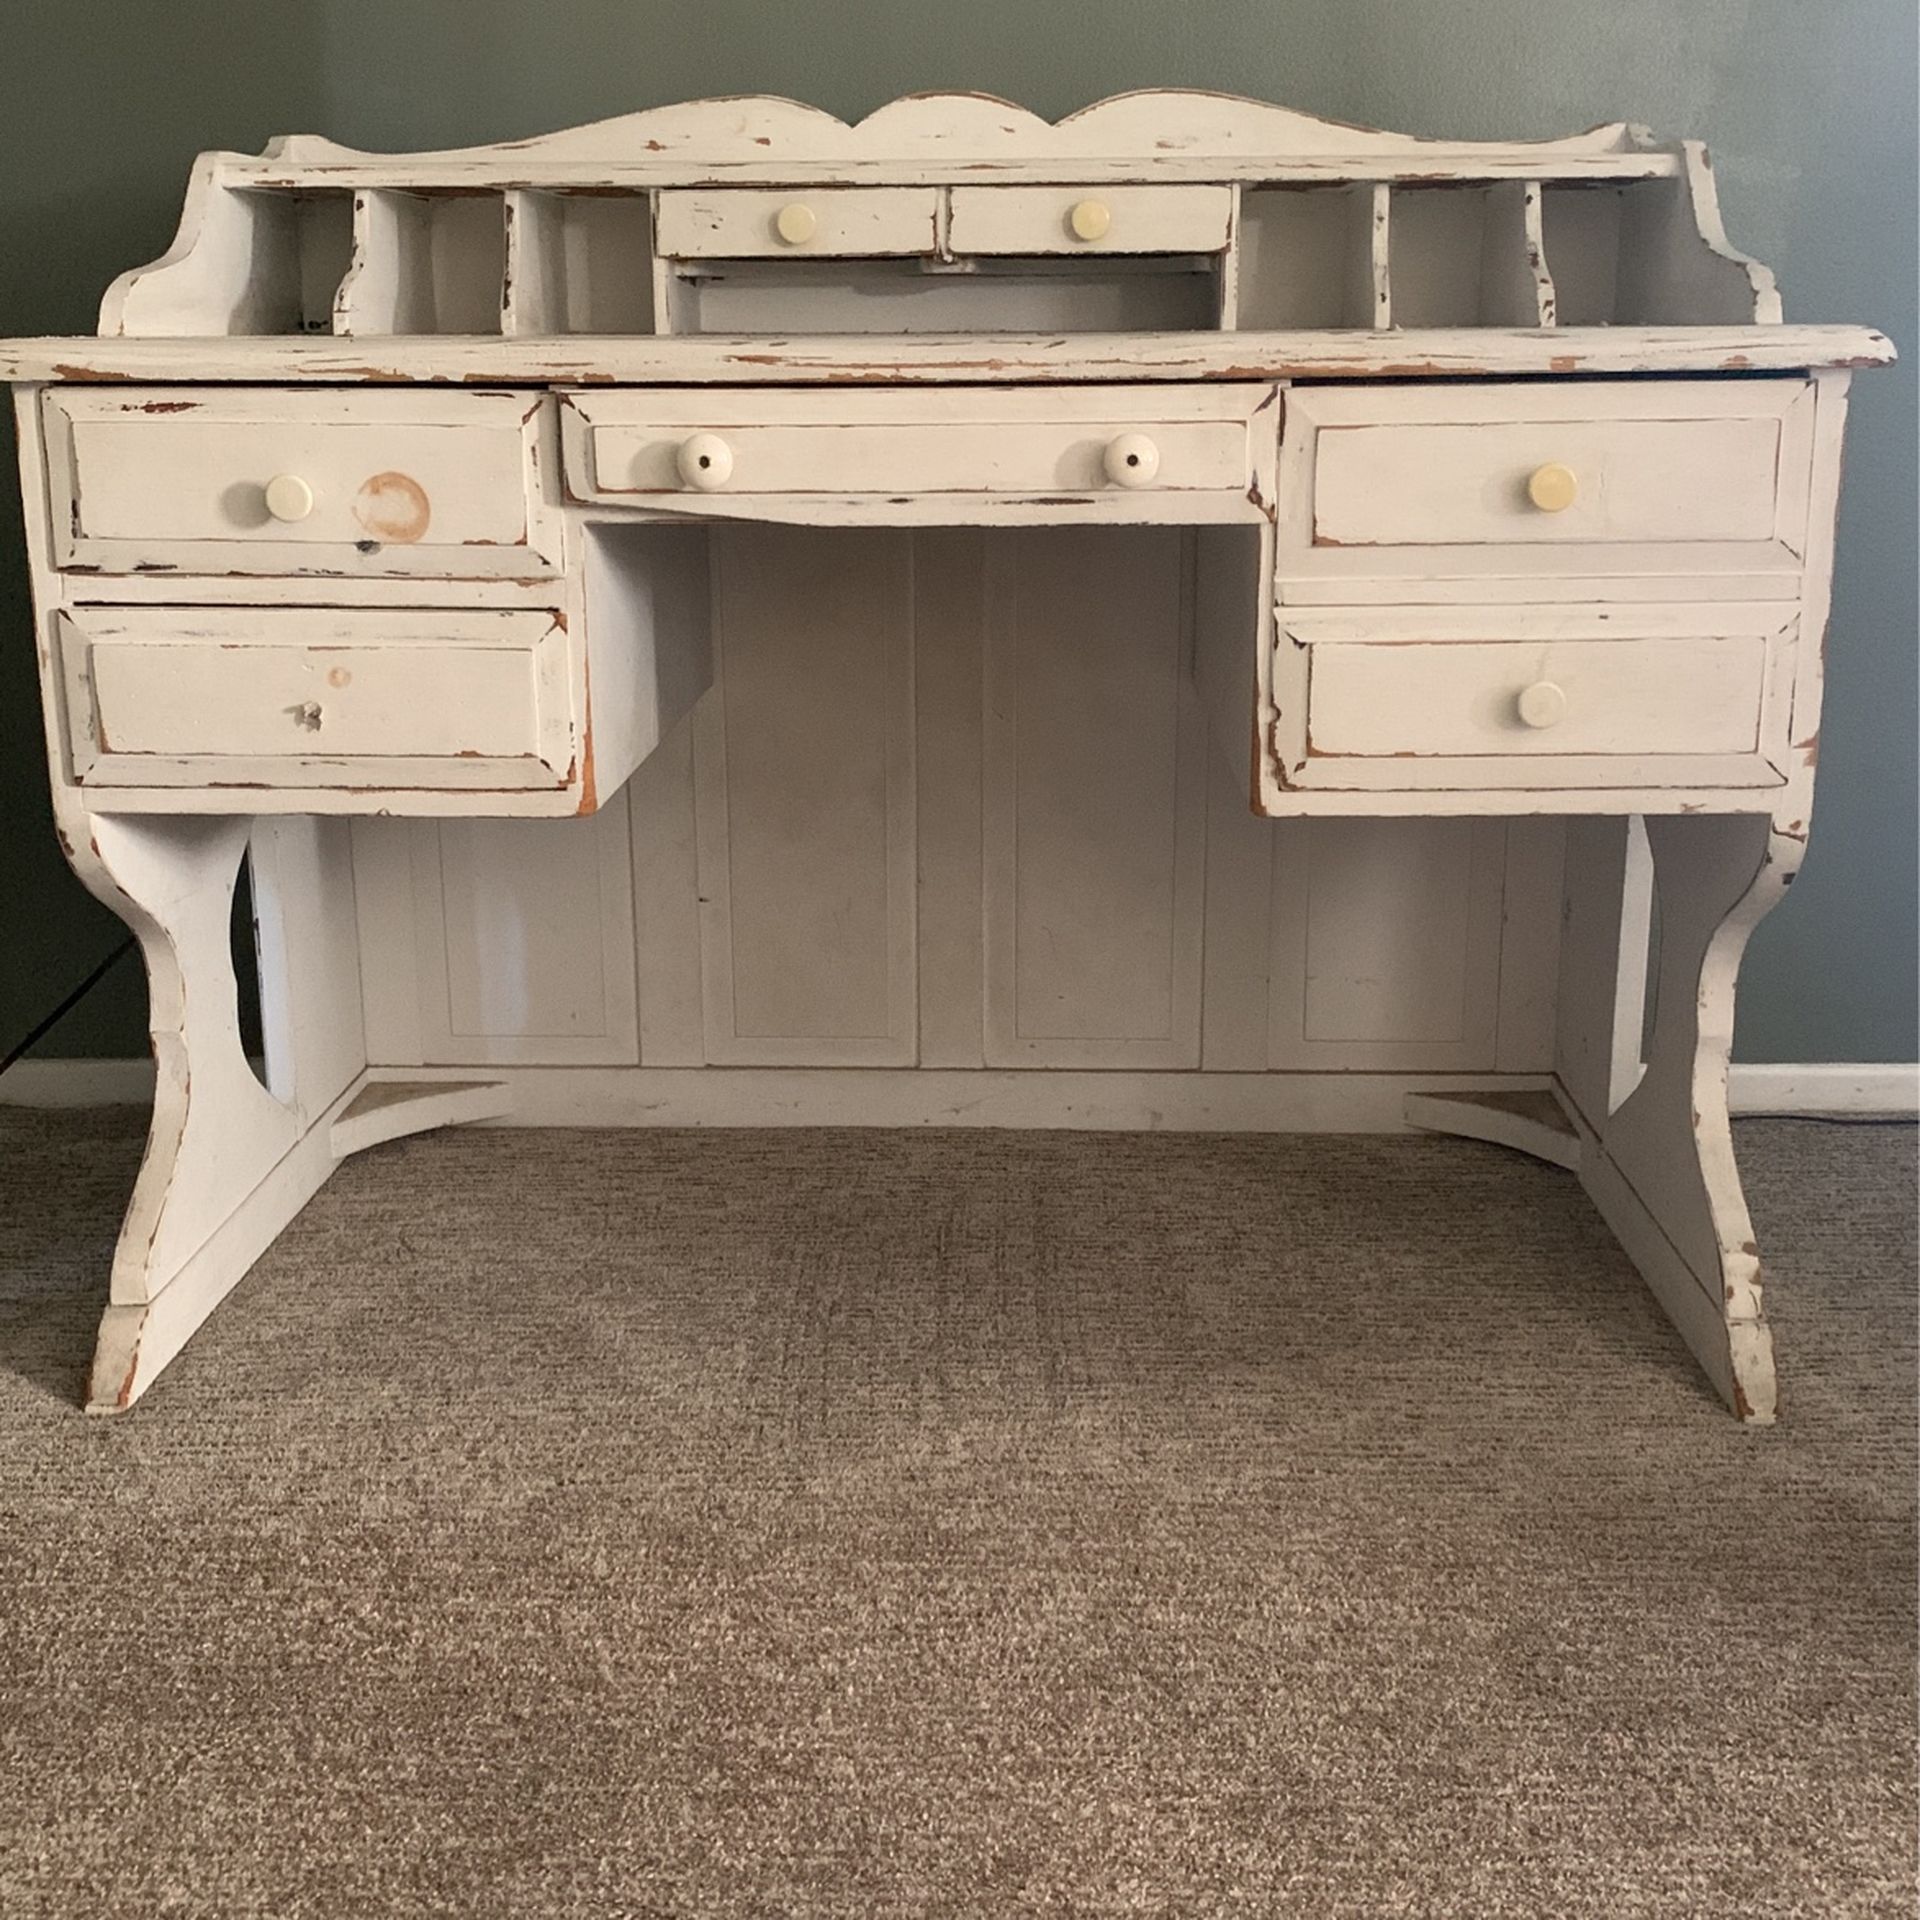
[0,1112,1912,1918]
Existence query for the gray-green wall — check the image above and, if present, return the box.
[4,0,1913,1063]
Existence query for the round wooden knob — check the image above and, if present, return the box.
[1516,681,1568,730]
[1068,199,1113,242]
[1103,432,1160,488]
[263,473,315,523]
[675,433,734,490]
[773,202,818,246]
[1526,463,1578,513]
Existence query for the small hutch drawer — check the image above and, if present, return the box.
[58,607,578,793]
[1277,380,1816,581]
[43,388,562,578]
[1272,603,1796,793]
[947,185,1234,254]
[560,383,1278,523]
[655,187,942,258]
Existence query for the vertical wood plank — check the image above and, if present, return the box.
[914,528,988,1067]
[350,818,425,1067]
[1268,817,1505,1069]
[1199,713,1277,1070]
[983,527,1206,1068]
[694,525,918,1066]
[629,712,707,1066]
[1554,814,1633,1124]
[409,798,639,1066]
[1494,815,1568,1072]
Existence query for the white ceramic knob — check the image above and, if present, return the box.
[774,202,818,246]
[676,433,734,491]
[1516,681,1568,730]
[1069,199,1113,242]
[263,473,315,523]
[1526,462,1578,513]
[1103,432,1160,488]
[294,700,324,732]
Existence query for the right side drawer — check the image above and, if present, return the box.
[1275,379,1816,592]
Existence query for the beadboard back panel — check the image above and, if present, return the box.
[349,526,1559,1074]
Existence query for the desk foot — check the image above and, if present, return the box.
[85,1090,349,1412]
[84,1072,512,1412]
[1557,812,1792,1424]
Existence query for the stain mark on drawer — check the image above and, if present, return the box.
[353,471,432,543]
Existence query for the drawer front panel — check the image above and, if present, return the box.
[948,185,1234,255]
[1274,604,1796,792]
[1277,380,1815,586]
[46,389,562,578]
[561,384,1278,525]
[60,608,576,791]
[1315,418,1780,547]
[1309,638,1766,758]
[656,188,941,258]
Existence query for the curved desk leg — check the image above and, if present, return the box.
[63,812,311,1412]
[1570,812,1788,1423]
[66,808,514,1412]
[1410,813,1791,1422]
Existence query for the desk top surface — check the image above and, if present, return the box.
[0,326,1893,387]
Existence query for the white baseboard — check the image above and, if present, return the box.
[1726,1062,1920,1117]
[3,1057,1915,1121]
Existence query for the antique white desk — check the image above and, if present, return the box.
[0,93,1890,1418]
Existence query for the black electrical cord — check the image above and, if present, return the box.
[0,936,138,1080]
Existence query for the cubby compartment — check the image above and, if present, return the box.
[1235,186,1388,329]
[1540,179,1765,325]
[1387,183,1555,328]
[333,189,507,335]
[661,256,1222,335]
[505,190,656,334]
[231,190,355,334]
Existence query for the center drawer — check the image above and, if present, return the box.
[58,606,578,795]
[44,388,563,579]
[559,384,1279,525]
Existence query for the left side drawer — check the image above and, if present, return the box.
[58,606,578,793]
[43,388,562,579]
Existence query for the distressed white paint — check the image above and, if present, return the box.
[947,184,1233,254]
[60,607,577,790]
[45,386,563,578]
[657,187,941,259]
[0,326,1890,388]
[560,383,1280,526]
[0,91,1890,1420]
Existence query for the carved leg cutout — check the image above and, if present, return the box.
[1562,813,1789,1422]
[63,813,315,1410]
[74,816,303,1303]
[61,809,518,1411]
